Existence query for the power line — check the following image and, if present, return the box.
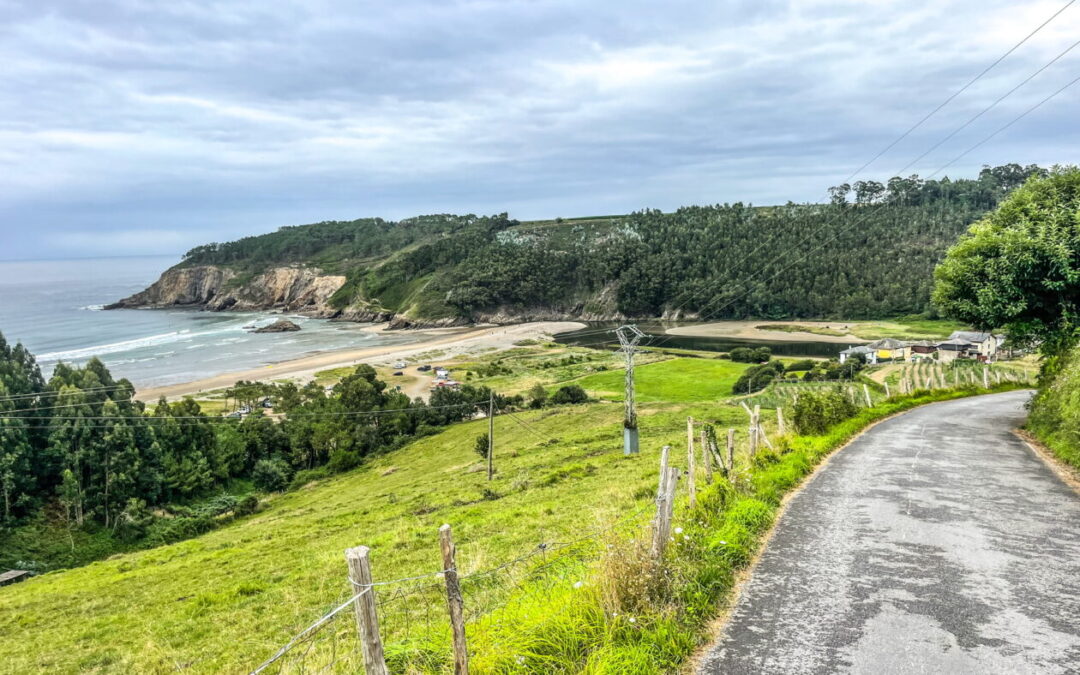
[0,383,136,403]
[897,37,1080,176]
[655,1,1078,325]
[1,401,482,422]
[842,0,1077,182]
[926,71,1080,179]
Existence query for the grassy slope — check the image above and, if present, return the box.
[0,360,754,674]
[573,358,748,402]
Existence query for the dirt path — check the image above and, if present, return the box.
[698,390,1080,674]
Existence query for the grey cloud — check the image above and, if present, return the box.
[0,0,1078,259]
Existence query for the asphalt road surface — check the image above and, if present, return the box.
[698,390,1080,675]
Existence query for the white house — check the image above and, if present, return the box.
[839,345,877,365]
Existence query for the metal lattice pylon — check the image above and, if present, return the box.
[615,324,645,454]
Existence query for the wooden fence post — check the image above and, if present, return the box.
[748,407,758,459]
[726,428,735,475]
[686,418,696,509]
[487,391,494,481]
[657,444,670,497]
[438,525,469,675]
[344,546,389,675]
[652,463,678,563]
[701,428,712,484]
[862,384,872,407]
[883,381,891,398]
[983,368,989,388]
[776,407,786,436]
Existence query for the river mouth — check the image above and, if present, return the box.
[554,322,846,358]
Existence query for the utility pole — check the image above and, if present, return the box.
[487,390,495,481]
[616,324,645,455]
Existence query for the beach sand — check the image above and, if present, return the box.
[134,321,585,401]
[665,320,865,343]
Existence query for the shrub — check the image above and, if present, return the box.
[474,433,490,459]
[730,346,771,363]
[785,359,816,372]
[252,458,293,492]
[551,384,589,405]
[114,498,154,541]
[327,448,362,473]
[234,495,259,516]
[288,467,330,491]
[527,383,548,408]
[792,389,859,435]
[731,361,784,394]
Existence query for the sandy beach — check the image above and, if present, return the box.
[134,321,585,401]
[665,320,866,344]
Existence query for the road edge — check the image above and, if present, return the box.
[684,389,1033,673]
[1014,429,1080,495]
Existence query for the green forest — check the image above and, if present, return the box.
[177,164,1045,322]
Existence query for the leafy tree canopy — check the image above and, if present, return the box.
[933,166,1080,355]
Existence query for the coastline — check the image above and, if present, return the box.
[134,321,585,401]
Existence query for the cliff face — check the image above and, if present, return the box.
[107,265,347,316]
[108,264,623,327]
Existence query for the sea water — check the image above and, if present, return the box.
[0,256,423,388]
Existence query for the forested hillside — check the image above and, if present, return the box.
[146,165,1046,323]
[0,331,520,569]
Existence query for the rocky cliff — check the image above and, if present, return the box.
[106,265,347,316]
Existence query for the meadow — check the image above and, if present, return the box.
[0,347,1030,673]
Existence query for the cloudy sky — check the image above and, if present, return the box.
[2,0,1078,260]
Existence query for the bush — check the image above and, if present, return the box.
[527,383,548,409]
[327,448,362,473]
[730,346,772,363]
[551,384,589,405]
[288,467,330,491]
[475,433,490,459]
[234,495,259,516]
[114,498,154,541]
[252,458,293,492]
[731,361,784,395]
[785,359,816,372]
[791,389,859,435]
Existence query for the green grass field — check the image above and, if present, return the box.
[0,342,1027,674]
[0,387,754,673]
[573,358,750,402]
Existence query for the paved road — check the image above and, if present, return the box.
[699,391,1080,675]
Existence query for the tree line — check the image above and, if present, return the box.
[169,165,1044,324]
[0,333,583,557]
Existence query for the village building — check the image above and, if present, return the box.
[947,331,1004,361]
[937,338,974,363]
[839,344,876,365]
[866,338,907,362]
[907,340,939,360]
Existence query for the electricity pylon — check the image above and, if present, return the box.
[615,324,645,454]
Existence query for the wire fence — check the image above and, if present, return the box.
[248,500,656,674]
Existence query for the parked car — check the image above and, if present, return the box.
[238,405,251,414]
[393,371,403,376]
[260,398,273,408]
[417,365,432,372]
[224,411,243,419]
[393,361,407,369]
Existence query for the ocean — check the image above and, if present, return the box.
[0,256,424,388]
